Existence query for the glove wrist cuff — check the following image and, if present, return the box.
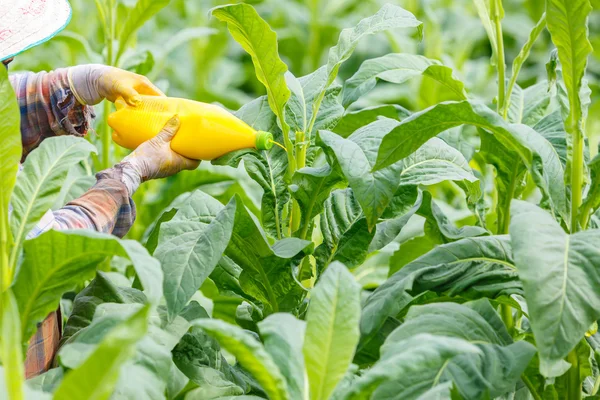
[98,162,142,197]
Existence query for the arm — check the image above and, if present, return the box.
[9,70,94,159]
[27,116,198,240]
[9,64,164,160]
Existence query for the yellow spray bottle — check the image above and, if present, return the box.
[107,95,274,160]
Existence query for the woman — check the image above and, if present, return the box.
[1,0,198,377]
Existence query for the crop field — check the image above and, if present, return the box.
[2,0,600,399]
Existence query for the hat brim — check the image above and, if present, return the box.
[0,0,72,61]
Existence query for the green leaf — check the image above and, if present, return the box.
[51,166,95,210]
[342,54,466,107]
[333,105,410,138]
[322,4,422,94]
[507,81,552,126]
[286,68,344,137]
[258,313,307,400]
[345,334,480,400]
[224,195,312,313]
[545,0,592,137]
[318,119,404,229]
[535,110,568,167]
[212,3,291,139]
[510,200,600,377]
[215,148,289,240]
[0,66,21,289]
[154,193,236,320]
[374,101,567,221]
[193,318,290,400]
[116,0,170,63]
[505,13,547,117]
[53,305,150,400]
[303,262,361,400]
[360,235,520,341]
[13,230,161,340]
[61,271,146,342]
[386,301,536,398]
[9,136,96,268]
[416,191,488,243]
[290,165,344,238]
[314,189,375,271]
[0,290,24,400]
[399,138,481,203]
[581,154,600,224]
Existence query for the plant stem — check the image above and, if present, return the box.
[522,375,542,400]
[492,0,506,115]
[102,0,116,170]
[571,127,584,233]
[290,131,306,235]
[567,349,581,400]
[306,0,321,74]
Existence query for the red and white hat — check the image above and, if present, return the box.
[0,0,72,61]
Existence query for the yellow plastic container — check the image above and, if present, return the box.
[108,95,273,160]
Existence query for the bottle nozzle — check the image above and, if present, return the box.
[256,131,274,150]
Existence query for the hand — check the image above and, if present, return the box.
[68,64,164,106]
[121,115,200,183]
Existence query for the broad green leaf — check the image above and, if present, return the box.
[314,189,374,271]
[154,193,236,320]
[9,136,96,268]
[179,367,244,399]
[223,96,289,239]
[61,300,205,400]
[345,334,480,400]
[13,230,161,340]
[318,119,404,229]
[116,0,170,63]
[416,191,488,243]
[360,235,520,341]
[323,4,422,92]
[60,272,146,342]
[224,195,312,313]
[0,66,20,290]
[386,301,536,398]
[53,305,150,400]
[173,323,247,395]
[399,138,481,202]
[212,3,291,139]
[303,262,361,400]
[0,290,24,400]
[193,318,290,400]
[375,101,529,170]
[286,68,344,137]
[545,0,592,147]
[507,81,552,126]
[510,200,600,377]
[374,101,567,221]
[369,186,419,252]
[535,110,568,167]
[472,0,498,58]
[342,54,466,107]
[290,164,343,238]
[388,235,439,276]
[259,313,307,400]
[333,105,410,138]
[214,148,288,240]
[51,166,94,210]
[306,4,422,131]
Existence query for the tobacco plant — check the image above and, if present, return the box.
[1,0,600,399]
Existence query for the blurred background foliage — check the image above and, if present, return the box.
[10,0,600,254]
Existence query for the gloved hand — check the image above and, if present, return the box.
[68,64,164,106]
[116,116,200,195]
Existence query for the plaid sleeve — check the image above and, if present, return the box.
[9,69,95,160]
[27,166,137,240]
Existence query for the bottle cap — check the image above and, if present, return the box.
[256,131,274,150]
